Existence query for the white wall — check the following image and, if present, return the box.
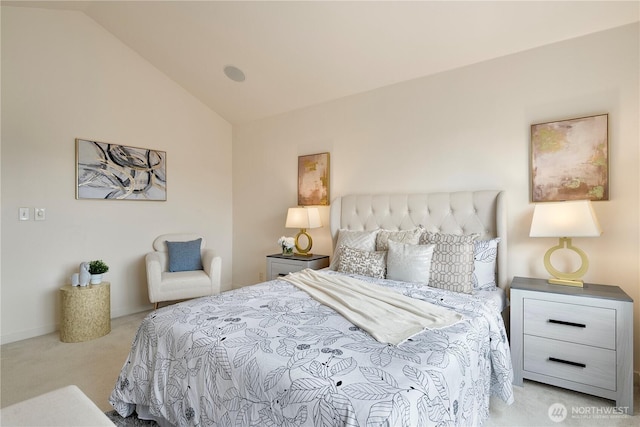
[233,24,640,370]
[1,7,233,343]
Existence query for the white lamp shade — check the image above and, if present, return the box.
[530,200,602,237]
[286,207,321,229]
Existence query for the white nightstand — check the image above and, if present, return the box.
[510,276,633,414]
[266,254,330,280]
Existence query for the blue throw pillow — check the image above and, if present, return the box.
[166,238,203,272]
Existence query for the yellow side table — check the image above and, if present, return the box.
[59,282,111,343]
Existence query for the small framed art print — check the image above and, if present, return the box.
[298,152,330,206]
[531,114,608,202]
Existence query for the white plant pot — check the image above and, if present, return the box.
[90,274,103,285]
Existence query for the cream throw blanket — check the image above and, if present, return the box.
[282,269,462,346]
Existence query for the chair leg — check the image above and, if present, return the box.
[154,302,159,310]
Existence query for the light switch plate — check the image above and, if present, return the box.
[35,208,46,221]
[19,207,30,221]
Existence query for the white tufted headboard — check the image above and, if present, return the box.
[330,190,508,290]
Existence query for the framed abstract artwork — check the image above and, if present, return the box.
[76,139,166,200]
[531,114,608,202]
[298,152,330,206]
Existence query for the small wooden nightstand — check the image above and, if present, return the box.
[510,276,633,414]
[266,254,330,280]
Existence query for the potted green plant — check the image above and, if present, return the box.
[89,259,109,285]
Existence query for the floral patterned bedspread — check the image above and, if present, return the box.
[110,271,513,426]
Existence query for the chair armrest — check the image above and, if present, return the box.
[145,252,165,303]
[202,249,222,295]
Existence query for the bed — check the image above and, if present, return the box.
[110,190,514,426]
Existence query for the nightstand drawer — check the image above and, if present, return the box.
[269,261,304,279]
[524,298,615,349]
[524,335,616,391]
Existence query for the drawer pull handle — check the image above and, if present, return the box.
[548,319,586,328]
[548,357,586,368]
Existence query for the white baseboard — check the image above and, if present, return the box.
[110,305,153,319]
[1,305,152,345]
[0,325,58,345]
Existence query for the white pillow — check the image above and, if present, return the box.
[386,240,435,284]
[338,246,386,279]
[330,229,379,270]
[375,227,423,251]
[473,238,501,290]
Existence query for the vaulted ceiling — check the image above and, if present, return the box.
[6,1,639,124]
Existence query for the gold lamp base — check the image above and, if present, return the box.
[294,228,313,257]
[544,237,589,288]
[294,252,314,257]
[548,277,584,287]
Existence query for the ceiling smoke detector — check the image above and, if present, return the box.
[223,65,245,82]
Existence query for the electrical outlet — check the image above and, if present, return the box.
[19,207,30,221]
[35,208,46,221]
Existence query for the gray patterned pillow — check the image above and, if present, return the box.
[330,229,379,270]
[386,240,435,284]
[473,238,501,290]
[419,232,479,293]
[375,227,423,251]
[338,246,386,279]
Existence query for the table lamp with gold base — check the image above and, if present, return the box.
[285,207,321,257]
[530,200,602,287]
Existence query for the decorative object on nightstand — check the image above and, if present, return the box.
[266,253,329,281]
[277,236,295,256]
[285,207,321,256]
[79,262,90,286]
[529,200,602,287]
[88,259,109,284]
[510,276,633,414]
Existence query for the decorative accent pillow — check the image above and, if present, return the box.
[419,232,478,293]
[330,229,379,270]
[375,227,423,251]
[166,238,203,272]
[386,240,435,284]
[338,246,387,279]
[473,238,501,290]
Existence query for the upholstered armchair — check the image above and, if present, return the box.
[146,233,222,309]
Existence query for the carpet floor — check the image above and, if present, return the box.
[2,310,638,426]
